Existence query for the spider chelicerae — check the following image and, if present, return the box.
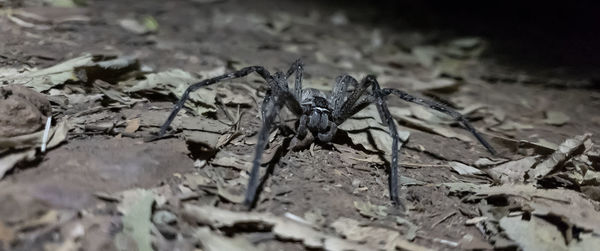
[158,59,496,208]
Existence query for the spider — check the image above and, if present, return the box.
[158,59,496,208]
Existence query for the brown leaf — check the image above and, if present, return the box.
[0,221,15,250]
[543,111,570,126]
[353,200,388,219]
[340,105,410,157]
[183,204,376,251]
[485,156,539,184]
[448,161,485,176]
[124,118,140,133]
[499,215,567,251]
[193,227,260,251]
[447,183,600,235]
[331,217,431,251]
[528,134,591,181]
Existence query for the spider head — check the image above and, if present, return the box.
[311,96,329,110]
[300,88,331,113]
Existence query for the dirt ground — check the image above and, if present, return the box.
[1,0,600,251]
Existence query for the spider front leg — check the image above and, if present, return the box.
[369,78,404,207]
[368,75,496,205]
[331,75,404,207]
[158,66,272,137]
[243,89,288,208]
[330,74,359,119]
[289,114,312,150]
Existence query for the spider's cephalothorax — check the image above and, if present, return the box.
[158,59,496,209]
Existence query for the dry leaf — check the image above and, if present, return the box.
[124,118,140,133]
[193,227,260,251]
[391,108,472,142]
[0,149,36,179]
[217,86,254,106]
[485,132,556,155]
[119,16,158,35]
[353,200,388,219]
[331,217,431,251]
[447,161,485,176]
[409,104,452,124]
[395,216,418,241]
[0,221,15,250]
[0,54,139,92]
[212,142,281,171]
[493,120,534,131]
[340,105,410,157]
[473,157,510,168]
[410,78,460,93]
[0,119,69,178]
[122,69,219,115]
[543,111,570,126]
[486,156,539,184]
[499,216,567,251]
[183,204,376,251]
[304,208,327,227]
[528,134,591,180]
[115,189,155,251]
[447,183,600,235]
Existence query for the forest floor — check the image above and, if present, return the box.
[1,0,600,250]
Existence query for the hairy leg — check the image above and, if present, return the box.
[329,74,402,206]
[285,58,304,100]
[244,91,285,207]
[334,74,496,207]
[334,75,375,125]
[379,88,497,155]
[330,74,359,119]
[368,78,403,207]
[158,66,272,137]
[289,114,311,150]
[317,122,337,142]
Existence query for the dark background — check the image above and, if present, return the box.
[331,1,600,71]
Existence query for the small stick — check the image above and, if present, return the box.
[41,116,51,153]
[431,211,457,228]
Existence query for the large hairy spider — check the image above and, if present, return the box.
[158,59,496,208]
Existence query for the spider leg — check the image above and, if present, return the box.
[159,66,272,137]
[285,58,304,100]
[379,88,497,155]
[330,74,359,119]
[317,121,337,142]
[244,89,287,208]
[367,78,403,207]
[334,75,375,124]
[329,75,402,206]
[289,114,310,150]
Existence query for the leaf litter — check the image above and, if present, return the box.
[2,2,599,251]
[183,204,429,251]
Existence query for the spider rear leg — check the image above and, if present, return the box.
[158,66,272,137]
[285,58,304,100]
[380,88,497,155]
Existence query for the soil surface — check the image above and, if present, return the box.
[1,1,599,251]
